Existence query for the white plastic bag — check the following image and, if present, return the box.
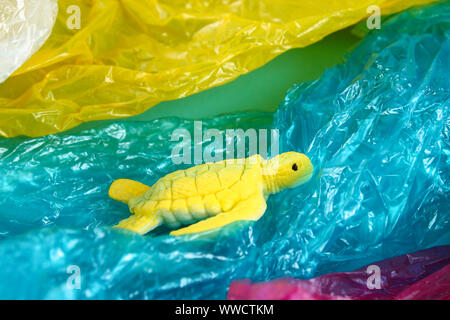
[0,0,58,83]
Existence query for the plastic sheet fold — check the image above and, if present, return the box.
[395,264,450,300]
[0,3,449,299]
[0,0,436,138]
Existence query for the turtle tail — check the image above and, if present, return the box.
[108,179,151,204]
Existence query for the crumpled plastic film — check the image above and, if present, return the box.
[0,0,58,83]
[395,264,450,300]
[227,245,450,300]
[0,113,274,299]
[0,0,437,138]
[0,3,449,299]
[272,2,450,275]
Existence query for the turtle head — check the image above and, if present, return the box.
[262,152,313,194]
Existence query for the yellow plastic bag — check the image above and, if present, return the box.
[0,0,436,138]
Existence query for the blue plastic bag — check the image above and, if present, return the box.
[273,2,450,276]
[0,3,448,299]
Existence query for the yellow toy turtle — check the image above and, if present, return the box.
[109,152,313,236]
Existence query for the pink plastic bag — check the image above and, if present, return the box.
[228,246,450,300]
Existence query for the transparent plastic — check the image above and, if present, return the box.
[0,0,57,83]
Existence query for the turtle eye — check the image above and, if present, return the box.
[292,163,298,171]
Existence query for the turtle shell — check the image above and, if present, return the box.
[130,156,264,228]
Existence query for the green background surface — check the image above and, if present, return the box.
[73,27,361,133]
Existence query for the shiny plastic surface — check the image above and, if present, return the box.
[0,0,435,138]
[395,264,450,300]
[227,245,450,300]
[0,114,273,299]
[0,0,57,83]
[271,1,450,277]
[0,3,449,299]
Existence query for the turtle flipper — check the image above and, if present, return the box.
[109,179,151,204]
[170,194,267,236]
[114,215,162,235]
